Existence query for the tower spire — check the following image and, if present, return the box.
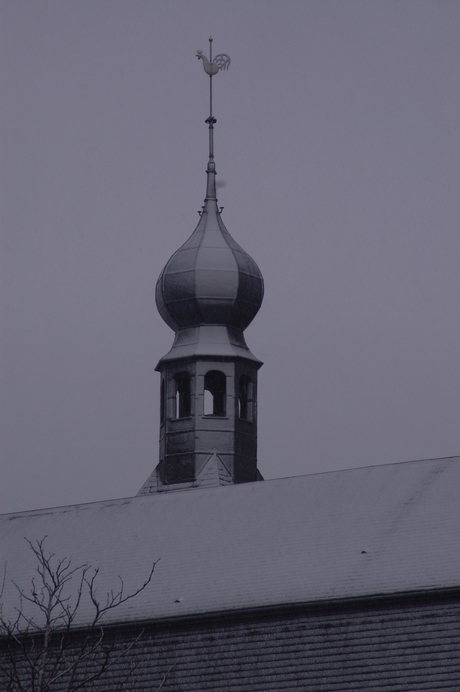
[138,42,263,495]
[196,37,231,200]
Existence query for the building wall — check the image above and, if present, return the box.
[92,592,460,690]
[2,592,459,690]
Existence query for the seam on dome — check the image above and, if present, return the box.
[158,268,179,332]
[218,216,254,326]
[216,211,241,310]
[194,205,210,324]
[216,213,264,308]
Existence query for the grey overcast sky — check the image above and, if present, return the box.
[1,1,460,514]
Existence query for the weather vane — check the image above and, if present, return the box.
[196,37,231,163]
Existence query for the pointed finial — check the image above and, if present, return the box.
[196,39,231,198]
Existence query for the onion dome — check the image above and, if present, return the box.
[156,160,264,333]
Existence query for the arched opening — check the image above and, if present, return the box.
[174,372,191,419]
[238,374,253,421]
[204,370,226,416]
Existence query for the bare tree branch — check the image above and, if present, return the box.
[0,537,159,692]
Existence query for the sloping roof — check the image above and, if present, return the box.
[1,456,460,627]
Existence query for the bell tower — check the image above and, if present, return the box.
[138,39,264,494]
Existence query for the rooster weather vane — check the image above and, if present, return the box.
[196,37,231,78]
[196,37,230,169]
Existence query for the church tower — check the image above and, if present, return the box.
[138,40,264,494]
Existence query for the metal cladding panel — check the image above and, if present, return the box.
[163,270,195,299]
[194,225,229,251]
[197,301,234,324]
[165,247,197,272]
[155,275,178,332]
[162,300,199,330]
[232,247,258,274]
[194,246,237,270]
[236,271,258,301]
[2,457,460,628]
[194,268,238,299]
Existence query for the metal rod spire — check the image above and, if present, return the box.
[195,38,231,199]
[209,36,213,119]
[207,37,215,163]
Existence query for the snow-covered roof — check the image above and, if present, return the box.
[1,456,459,627]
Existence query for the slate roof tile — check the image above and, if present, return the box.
[1,456,459,627]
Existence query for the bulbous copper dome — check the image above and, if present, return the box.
[156,172,263,333]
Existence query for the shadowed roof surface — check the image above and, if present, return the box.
[1,456,459,627]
